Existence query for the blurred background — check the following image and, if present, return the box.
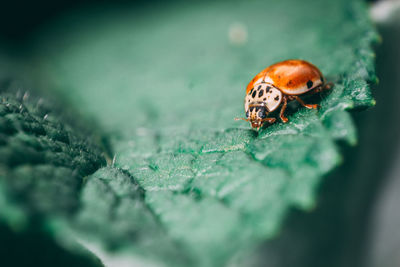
[1,0,400,266]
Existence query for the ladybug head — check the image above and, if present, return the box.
[247,105,267,130]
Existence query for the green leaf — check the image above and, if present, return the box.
[0,0,377,265]
[0,88,106,266]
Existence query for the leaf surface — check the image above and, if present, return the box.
[0,0,377,265]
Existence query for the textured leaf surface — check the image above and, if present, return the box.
[0,87,106,266]
[0,0,377,265]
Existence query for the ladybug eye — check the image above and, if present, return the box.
[246,110,250,118]
[255,106,266,119]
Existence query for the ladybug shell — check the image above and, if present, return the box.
[246,59,324,95]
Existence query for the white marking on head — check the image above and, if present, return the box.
[264,86,282,112]
[244,83,282,130]
[248,83,282,112]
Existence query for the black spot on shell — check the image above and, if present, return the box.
[258,90,264,97]
[250,107,254,112]
[274,96,279,101]
[307,80,313,89]
[263,98,266,101]
[249,88,254,95]
[257,85,262,90]
[266,86,271,93]
[252,90,257,98]
[246,110,250,117]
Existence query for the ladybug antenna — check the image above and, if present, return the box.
[234,117,249,122]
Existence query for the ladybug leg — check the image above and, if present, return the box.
[293,96,319,109]
[261,117,276,124]
[279,96,289,123]
[322,82,334,91]
[308,82,334,95]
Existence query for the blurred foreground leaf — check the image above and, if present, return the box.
[0,0,377,266]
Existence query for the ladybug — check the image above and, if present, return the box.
[236,59,332,130]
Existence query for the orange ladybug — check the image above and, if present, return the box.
[236,59,332,130]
